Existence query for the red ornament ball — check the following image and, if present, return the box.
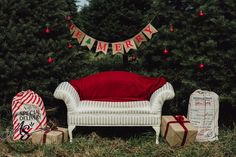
[67,42,73,49]
[66,15,71,21]
[44,27,50,34]
[169,25,174,32]
[163,48,169,55]
[164,58,169,62]
[199,10,205,17]
[132,55,137,61]
[199,63,205,70]
[47,57,54,64]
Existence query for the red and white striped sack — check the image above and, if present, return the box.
[11,90,47,141]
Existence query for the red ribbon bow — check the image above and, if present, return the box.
[175,115,185,122]
[164,115,190,146]
[42,122,64,144]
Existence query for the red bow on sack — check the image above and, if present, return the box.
[164,115,190,146]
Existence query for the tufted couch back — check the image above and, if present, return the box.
[70,71,167,102]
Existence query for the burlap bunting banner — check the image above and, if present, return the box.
[69,23,76,34]
[112,42,124,55]
[123,39,137,53]
[69,23,158,55]
[81,35,96,50]
[96,41,109,54]
[72,27,85,44]
[142,23,158,39]
[134,32,147,47]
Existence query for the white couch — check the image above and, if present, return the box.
[53,75,175,144]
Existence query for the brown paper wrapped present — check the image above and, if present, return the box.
[161,115,198,147]
[32,127,68,144]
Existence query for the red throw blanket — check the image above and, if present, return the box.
[70,71,167,102]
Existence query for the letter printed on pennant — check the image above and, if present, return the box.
[72,28,85,44]
[142,23,158,39]
[96,41,109,54]
[112,42,124,55]
[81,35,96,50]
[123,39,137,53]
[69,23,76,34]
[134,32,147,47]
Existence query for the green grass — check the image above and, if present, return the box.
[0,126,235,157]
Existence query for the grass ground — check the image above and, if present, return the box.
[0,126,235,157]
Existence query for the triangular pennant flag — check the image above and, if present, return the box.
[81,35,96,50]
[134,32,147,47]
[72,28,85,44]
[69,23,76,34]
[142,23,158,39]
[96,41,109,54]
[123,39,137,53]
[112,42,124,55]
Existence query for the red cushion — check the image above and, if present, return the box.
[70,71,167,102]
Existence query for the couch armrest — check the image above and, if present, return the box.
[53,82,80,113]
[150,82,175,114]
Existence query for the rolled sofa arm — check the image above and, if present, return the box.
[150,82,175,114]
[53,82,80,113]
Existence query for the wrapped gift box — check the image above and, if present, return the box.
[32,127,68,144]
[161,115,198,147]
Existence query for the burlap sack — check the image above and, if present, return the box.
[187,89,219,142]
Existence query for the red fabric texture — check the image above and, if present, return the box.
[70,71,167,102]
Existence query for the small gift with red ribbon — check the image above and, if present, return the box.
[160,115,198,147]
[31,121,68,145]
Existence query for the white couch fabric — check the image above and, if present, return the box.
[54,81,175,144]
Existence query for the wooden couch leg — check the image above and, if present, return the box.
[68,125,76,142]
[152,126,160,144]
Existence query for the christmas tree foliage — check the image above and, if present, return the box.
[0,0,79,104]
[140,0,236,111]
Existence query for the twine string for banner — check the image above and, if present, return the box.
[164,115,190,146]
[149,13,159,24]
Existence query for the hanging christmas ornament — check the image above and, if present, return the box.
[128,55,137,62]
[164,57,169,62]
[44,27,50,34]
[169,25,174,32]
[199,63,204,70]
[67,42,73,49]
[66,15,71,21]
[131,55,137,62]
[199,10,205,17]
[163,48,169,55]
[47,57,54,64]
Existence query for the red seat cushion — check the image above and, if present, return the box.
[70,71,167,102]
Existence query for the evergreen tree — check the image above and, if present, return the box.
[0,0,79,105]
[141,0,236,113]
